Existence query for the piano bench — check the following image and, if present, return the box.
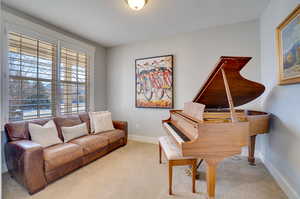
[158,136,197,195]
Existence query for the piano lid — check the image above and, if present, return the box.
[193,56,265,109]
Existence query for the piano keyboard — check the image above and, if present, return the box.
[163,122,191,143]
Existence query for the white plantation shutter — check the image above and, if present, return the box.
[7,32,90,121]
[59,47,89,115]
[8,32,57,121]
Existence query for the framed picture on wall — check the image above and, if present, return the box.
[276,5,300,85]
[135,55,173,108]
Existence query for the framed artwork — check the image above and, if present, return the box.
[135,55,173,108]
[276,5,300,85]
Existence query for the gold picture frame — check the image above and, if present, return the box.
[276,4,300,85]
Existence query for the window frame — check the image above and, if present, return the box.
[1,11,96,126]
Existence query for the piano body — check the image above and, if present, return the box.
[162,56,270,198]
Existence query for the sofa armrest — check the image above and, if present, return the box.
[113,120,128,145]
[5,140,47,194]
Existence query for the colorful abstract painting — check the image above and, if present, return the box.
[135,55,173,108]
[277,5,300,85]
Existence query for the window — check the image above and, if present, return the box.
[7,32,90,121]
[59,47,89,115]
[8,32,57,121]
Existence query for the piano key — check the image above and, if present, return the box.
[163,122,184,143]
[167,122,191,142]
[164,122,191,143]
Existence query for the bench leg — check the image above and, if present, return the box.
[192,160,196,193]
[169,161,173,195]
[159,143,162,164]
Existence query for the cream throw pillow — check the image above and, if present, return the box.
[29,120,62,148]
[89,111,109,133]
[61,123,89,142]
[90,111,114,134]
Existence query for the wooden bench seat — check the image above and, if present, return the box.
[158,136,197,195]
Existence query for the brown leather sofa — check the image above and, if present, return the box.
[4,113,128,194]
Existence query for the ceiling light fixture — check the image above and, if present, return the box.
[125,0,148,11]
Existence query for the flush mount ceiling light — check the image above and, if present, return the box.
[125,0,148,11]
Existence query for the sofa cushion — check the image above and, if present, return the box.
[53,115,83,141]
[43,143,83,172]
[95,129,125,144]
[70,135,108,155]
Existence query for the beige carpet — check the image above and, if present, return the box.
[3,141,287,199]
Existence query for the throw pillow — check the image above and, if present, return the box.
[29,120,62,148]
[89,111,109,133]
[92,112,115,134]
[61,123,89,142]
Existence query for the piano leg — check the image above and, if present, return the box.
[205,159,221,199]
[169,162,173,195]
[192,159,197,193]
[159,143,162,164]
[248,135,257,166]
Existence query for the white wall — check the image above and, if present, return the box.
[94,46,107,111]
[259,0,300,198]
[107,20,261,139]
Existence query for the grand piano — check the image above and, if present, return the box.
[162,56,270,198]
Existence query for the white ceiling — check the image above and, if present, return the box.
[3,0,270,47]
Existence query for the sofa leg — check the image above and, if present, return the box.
[122,138,127,146]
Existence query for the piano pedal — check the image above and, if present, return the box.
[184,168,201,180]
[184,168,192,176]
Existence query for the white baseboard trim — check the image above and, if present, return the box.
[2,159,8,173]
[260,153,299,199]
[2,166,8,173]
[128,134,158,144]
